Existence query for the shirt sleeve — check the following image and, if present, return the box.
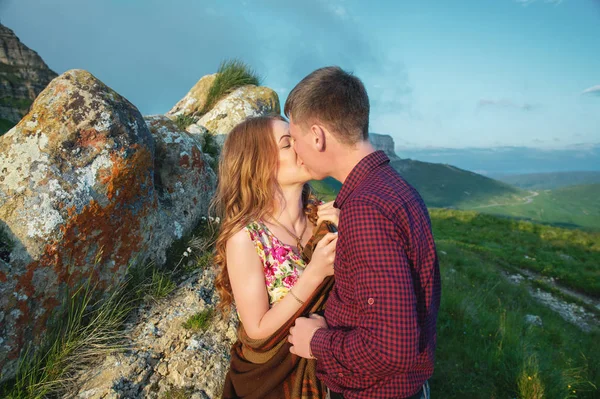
[311,200,420,378]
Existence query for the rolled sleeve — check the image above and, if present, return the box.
[311,201,420,378]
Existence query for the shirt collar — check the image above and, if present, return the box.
[334,150,390,209]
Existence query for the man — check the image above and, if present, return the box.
[286,66,441,399]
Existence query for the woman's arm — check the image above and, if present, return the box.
[226,229,337,340]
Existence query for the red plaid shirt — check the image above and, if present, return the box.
[311,151,441,399]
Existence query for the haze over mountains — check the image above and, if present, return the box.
[397,144,600,176]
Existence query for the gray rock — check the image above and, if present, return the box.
[369,133,399,159]
[0,71,216,382]
[72,268,238,399]
[196,85,280,144]
[524,314,543,327]
[0,23,58,126]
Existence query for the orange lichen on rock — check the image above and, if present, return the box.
[77,128,108,150]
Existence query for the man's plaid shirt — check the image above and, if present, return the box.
[311,151,441,398]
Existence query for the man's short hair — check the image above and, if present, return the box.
[284,66,370,145]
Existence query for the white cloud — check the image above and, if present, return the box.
[582,85,600,96]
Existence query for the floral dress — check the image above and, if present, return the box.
[244,220,307,305]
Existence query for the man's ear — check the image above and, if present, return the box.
[310,124,327,152]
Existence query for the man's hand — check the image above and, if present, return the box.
[289,314,328,359]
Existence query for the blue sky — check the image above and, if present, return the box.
[1,0,599,149]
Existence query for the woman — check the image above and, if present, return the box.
[212,114,339,399]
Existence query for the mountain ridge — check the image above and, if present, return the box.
[0,23,58,134]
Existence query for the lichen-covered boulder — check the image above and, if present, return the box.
[166,74,217,119]
[0,70,216,382]
[144,115,216,248]
[193,85,280,145]
[0,69,157,381]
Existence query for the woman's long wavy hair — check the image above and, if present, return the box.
[211,114,318,314]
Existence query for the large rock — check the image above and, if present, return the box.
[0,70,215,382]
[369,133,399,160]
[192,85,280,145]
[0,23,58,130]
[166,74,217,119]
[72,267,237,399]
[144,114,216,246]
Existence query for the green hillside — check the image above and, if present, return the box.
[310,158,523,208]
[471,184,600,231]
[390,159,523,208]
[310,177,341,202]
[310,160,600,231]
[0,118,15,135]
[498,171,600,190]
[430,209,599,398]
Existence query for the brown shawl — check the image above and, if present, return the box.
[222,221,336,399]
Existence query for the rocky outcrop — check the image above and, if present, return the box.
[369,133,399,160]
[0,70,216,382]
[0,23,58,130]
[144,114,217,245]
[189,85,280,145]
[166,74,217,119]
[72,267,237,399]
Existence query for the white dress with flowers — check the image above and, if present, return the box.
[244,220,307,306]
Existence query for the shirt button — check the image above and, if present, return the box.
[368,298,375,305]
[338,372,344,377]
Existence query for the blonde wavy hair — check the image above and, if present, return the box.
[210,115,318,314]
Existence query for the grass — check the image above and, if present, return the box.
[200,59,261,115]
[202,130,220,172]
[0,252,137,398]
[474,184,600,231]
[430,208,600,296]
[174,114,197,131]
[0,215,220,398]
[431,237,598,398]
[182,309,214,332]
[149,268,176,299]
[162,386,193,399]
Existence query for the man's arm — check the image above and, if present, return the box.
[311,200,420,378]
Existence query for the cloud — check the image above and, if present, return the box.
[514,0,565,6]
[477,99,536,111]
[582,85,600,96]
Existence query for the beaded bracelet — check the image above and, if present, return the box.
[289,288,305,305]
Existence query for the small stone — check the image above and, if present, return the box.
[524,314,543,327]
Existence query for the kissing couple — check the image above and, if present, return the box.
[212,66,441,399]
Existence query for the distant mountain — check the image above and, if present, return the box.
[497,171,600,190]
[398,145,600,176]
[311,133,523,208]
[0,23,58,134]
[389,158,522,208]
[369,133,399,160]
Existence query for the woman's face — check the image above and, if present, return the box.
[272,119,312,186]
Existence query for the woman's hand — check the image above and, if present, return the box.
[316,201,340,228]
[306,232,338,279]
